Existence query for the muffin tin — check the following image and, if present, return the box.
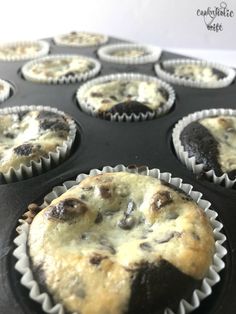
[0,35,235,314]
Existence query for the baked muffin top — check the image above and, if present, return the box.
[79,79,168,115]
[54,31,108,46]
[180,115,236,178]
[0,110,71,173]
[109,48,148,58]
[28,172,214,314]
[22,55,97,82]
[0,41,49,60]
[168,63,225,83]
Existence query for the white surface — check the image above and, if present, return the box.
[0,0,235,47]
[168,48,236,67]
[0,0,235,65]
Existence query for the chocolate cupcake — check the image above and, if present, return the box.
[155,59,235,88]
[22,54,101,84]
[98,44,161,64]
[173,108,236,188]
[14,165,226,314]
[0,40,49,61]
[0,105,76,183]
[54,31,108,47]
[0,78,12,103]
[76,73,175,121]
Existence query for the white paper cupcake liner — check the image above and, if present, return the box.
[0,40,50,61]
[97,43,162,64]
[21,54,101,84]
[0,105,76,183]
[13,164,227,314]
[155,59,236,88]
[76,73,175,122]
[53,31,109,47]
[0,78,12,103]
[172,108,236,188]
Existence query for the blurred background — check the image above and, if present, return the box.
[1,0,236,65]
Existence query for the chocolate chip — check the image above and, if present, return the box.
[63,71,76,78]
[39,119,69,132]
[110,95,118,101]
[212,68,225,79]
[104,209,116,216]
[94,212,103,224]
[18,111,29,121]
[99,185,112,199]
[151,190,172,211]
[80,194,87,201]
[88,63,95,70]
[27,203,41,215]
[45,198,88,222]
[91,92,103,97]
[33,264,47,287]
[191,231,200,241]
[89,254,107,265]
[82,186,94,191]
[118,216,136,230]
[101,98,111,104]
[107,101,153,115]
[81,233,89,240]
[158,87,168,100]
[139,242,152,252]
[14,143,33,156]
[155,232,181,244]
[99,238,116,254]
[3,132,15,139]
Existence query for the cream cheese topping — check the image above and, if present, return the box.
[200,115,236,172]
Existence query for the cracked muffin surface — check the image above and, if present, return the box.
[0,110,72,173]
[28,172,215,314]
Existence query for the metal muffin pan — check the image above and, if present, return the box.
[0,35,235,314]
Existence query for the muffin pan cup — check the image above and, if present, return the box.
[21,54,101,84]
[172,108,236,188]
[0,105,77,183]
[154,59,236,88]
[97,43,162,64]
[13,165,227,314]
[0,35,235,314]
[76,72,175,121]
[0,40,50,61]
